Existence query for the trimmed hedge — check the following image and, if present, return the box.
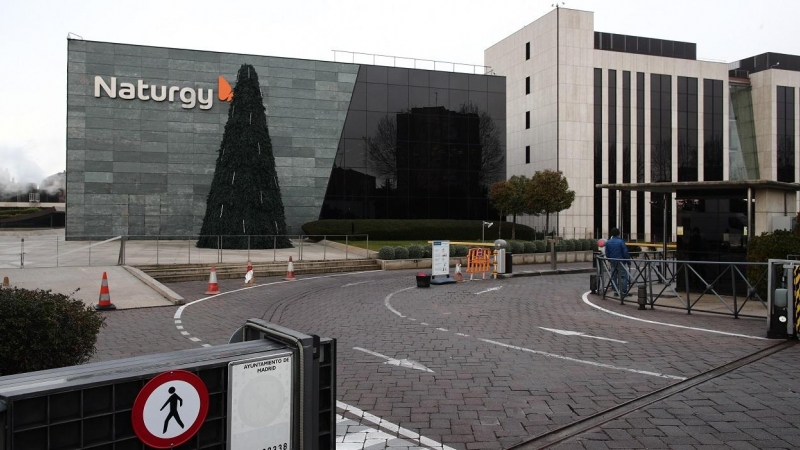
[523,241,536,254]
[452,245,468,257]
[302,219,537,241]
[378,246,395,260]
[394,246,409,259]
[0,288,105,375]
[508,241,524,254]
[407,244,424,258]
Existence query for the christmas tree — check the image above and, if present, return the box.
[197,64,292,249]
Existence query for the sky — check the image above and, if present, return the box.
[1,0,798,186]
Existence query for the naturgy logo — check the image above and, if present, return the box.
[94,76,234,110]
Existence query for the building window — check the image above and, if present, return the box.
[525,111,530,129]
[525,146,531,164]
[778,86,796,183]
[608,69,617,230]
[636,72,645,240]
[651,73,672,242]
[526,42,530,60]
[703,79,723,181]
[678,76,698,182]
[622,70,631,237]
[525,76,530,95]
[593,68,602,236]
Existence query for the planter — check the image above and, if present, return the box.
[416,274,431,288]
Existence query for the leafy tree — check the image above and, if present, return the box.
[198,64,291,249]
[526,170,575,234]
[0,288,105,375]
[489,175,531,239]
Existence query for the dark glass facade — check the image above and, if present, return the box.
[777,86,796,182]
[594,32,696,60]
[622,71,631,237]
[703,79,724,181]
[636,72,645,239]
[735,52,800,75]
[320,66,506,220]
[677,76,698,182]
[608,69,617,230]
[593,68,603,235]
[651,74,672,241]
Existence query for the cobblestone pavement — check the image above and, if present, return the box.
[92,266,799,449]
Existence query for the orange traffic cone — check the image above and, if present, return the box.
[94,271,116,310]
[205,265,220,295]
[245,260,254,285]
[454,259,463,282]
[284,256,296,281]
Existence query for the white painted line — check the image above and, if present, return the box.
[174,320,181,324]
[455,333,470,337]
[175,270,382,320]
[539,327,628,344]
[337,401,457,450]
[176,325,184,330]
[475,286,502,295]
[581,291,769,340]
[383,286,415,318]
[342,280,372,287]
[436,328,448,332]
[180,331,190,336]
[189,337,201,342]
[353,347,435,373]
[408,318,417,321]
[202,344,212,348]
[479,337,686,380]
[420,322,429,326]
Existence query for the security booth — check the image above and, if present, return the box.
[0,319,335,450]
[767,259,800,339]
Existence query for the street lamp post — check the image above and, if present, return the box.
[482,221,493,243]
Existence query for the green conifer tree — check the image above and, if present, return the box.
[197,64,291,249]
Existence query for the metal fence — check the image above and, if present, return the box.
[0,234,371,269]
[595,251,769,319]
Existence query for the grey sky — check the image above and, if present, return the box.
[0,0,798,185]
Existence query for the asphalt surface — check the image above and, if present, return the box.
[90,264,800,450]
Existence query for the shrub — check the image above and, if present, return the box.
[452,245,468,257]
[573,239,584,251]
[589,238,599,251]
[555,239,566,252]
[508,240,524,254]
[302,219,537,241]
[407,244,424,259]
[523,241,536,254]
[423,245,432,258]
[534,240,546,253]
[564,239,576,252]
[0,288,106,376]
[394,246,409,259]
[378,246,395,260]
[628,245,642,253]
[747,230,800,299]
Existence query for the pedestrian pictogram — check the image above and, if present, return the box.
[132,370,209,449]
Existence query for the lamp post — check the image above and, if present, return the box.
[482,221,494,242]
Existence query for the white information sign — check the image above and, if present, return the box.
[432,241,450,276]
[228,351,294,450]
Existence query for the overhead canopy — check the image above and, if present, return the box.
[597,180,800,195]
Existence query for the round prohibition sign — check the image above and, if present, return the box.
[131,370,210,449]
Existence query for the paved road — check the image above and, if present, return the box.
[92,267,799,450]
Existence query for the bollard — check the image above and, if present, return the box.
[589,274,598,294]
[637,285,647,310]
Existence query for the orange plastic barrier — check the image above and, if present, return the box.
[466,248,493,280]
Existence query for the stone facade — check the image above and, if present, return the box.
[66,40,359,237]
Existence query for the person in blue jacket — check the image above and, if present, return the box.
[605,227,631,297]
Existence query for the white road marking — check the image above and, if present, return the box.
[189,337,201,342]
[180,331,190,336]
[436,328,448,332]
[581,291,769,340]
[338,401,457,450]
[202,344,212,348]
[353,347,435,373]
[342,281,372,287]
[475,286,502,295]
[455,333,470,337]
[539,327,628,344]
[480,338,686,380]
[382,286,415,318]
[420,322,429,326]
[176,325,184,330]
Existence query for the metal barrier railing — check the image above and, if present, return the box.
[0,234,371,268]
[595,252,769,319]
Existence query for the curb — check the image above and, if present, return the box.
[122,265,185,305]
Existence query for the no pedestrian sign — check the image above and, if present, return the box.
[131,370,210,449]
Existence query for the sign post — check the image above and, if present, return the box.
[431,241,456,285]
[228,351,294,449]
[131,370,210,449]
